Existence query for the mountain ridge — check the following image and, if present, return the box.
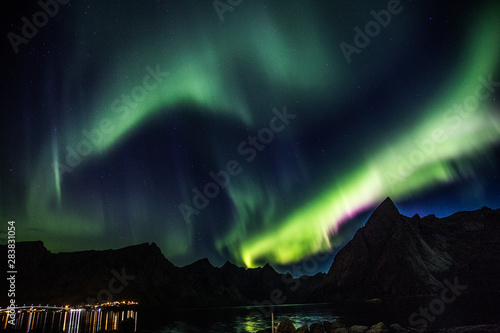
[1,198,499,329]
[315,198,500,328]
[0,240,324,308]
[321,200,500,297]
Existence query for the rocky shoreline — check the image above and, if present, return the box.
[256,319,500,333]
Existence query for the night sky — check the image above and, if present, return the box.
[1,0,499,274]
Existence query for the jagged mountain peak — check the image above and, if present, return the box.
[321,203,500,301]
[373,197,399,216]
[221,261,244,271]
[222,260,237,269]
[184,258,214,270]
[262,263,277,273]
[195,257,213,266]
[362,197,403,232]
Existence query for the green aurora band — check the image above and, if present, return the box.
[23,2,500,267]
[29,1,336,253]
[217,5,500,267]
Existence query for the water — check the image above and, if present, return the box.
[141,304,343,333]
[0,302,408,333]
[1,308,138,333]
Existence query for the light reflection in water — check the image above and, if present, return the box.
[152,304,342,333]
[0,308,137,333]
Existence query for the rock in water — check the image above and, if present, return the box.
[349,325,369,333]
[296,325,310,333]
[276,319,296,333]
[367,322,388,333]
[310,322,325,333]
[388,323,406,332]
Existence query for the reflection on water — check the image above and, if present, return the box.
[143,304,342,333]
[1,308,137,333]
[1,304,357,333]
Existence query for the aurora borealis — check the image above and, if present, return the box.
[1,0,499,273]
